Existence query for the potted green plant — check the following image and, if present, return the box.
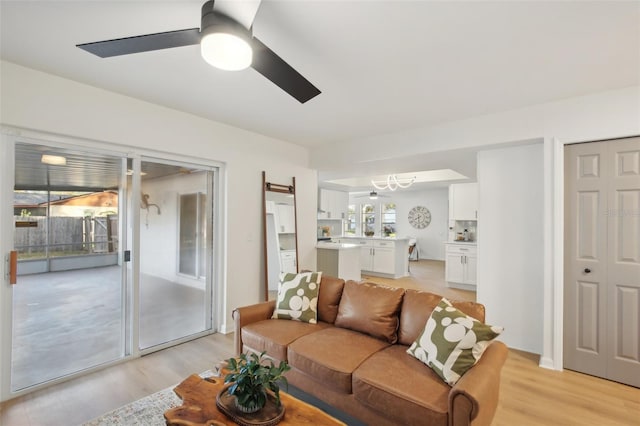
[224,351,291,414]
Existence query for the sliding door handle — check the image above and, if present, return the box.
[9,250,17,285]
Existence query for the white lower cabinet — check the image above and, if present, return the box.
[280,250,297,274]
[351,239,406,277]
[445,243,477,289]
[372,241,395,274]
[359,243,373,271]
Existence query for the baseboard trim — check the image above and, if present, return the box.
[539,356,560,371]
[218,323,232,335]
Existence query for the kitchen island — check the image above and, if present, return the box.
[316,241,361,281]
[333,236,410,279]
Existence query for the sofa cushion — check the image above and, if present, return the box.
[272,271,322,323]
[334,281,405,344]
[353,345,450,426]
[317,275,345,324]
[241,319,332,362]
[398,289,486,346]
[407,297,503,385]
[287,327,389,393]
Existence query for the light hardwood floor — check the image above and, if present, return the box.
[1,333,235,425]
[2,260,639,425]
[362,259,476,301]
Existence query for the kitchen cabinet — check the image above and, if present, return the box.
[445,243,477,289]
[276,204,295,234]
[449,183,478,221]
[318,189,348,219]
[346,237,408,278]
[359,242,373,270]
[280,250,297,274]
[372,244,395,274]
[316,242,361,281]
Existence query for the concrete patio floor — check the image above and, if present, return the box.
[11,265,206,391]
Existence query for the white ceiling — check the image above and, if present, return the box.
[2,0,639,189]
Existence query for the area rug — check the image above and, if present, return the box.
[83,371,215,426]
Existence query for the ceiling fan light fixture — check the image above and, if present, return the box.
[200,9,252,71]
[201,32,252,71]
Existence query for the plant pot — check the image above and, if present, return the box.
[234,395,265,414]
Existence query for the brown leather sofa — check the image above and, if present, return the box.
[233,276,508,426]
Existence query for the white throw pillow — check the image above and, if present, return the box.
[272,271,322,324]
[407,297,503,385]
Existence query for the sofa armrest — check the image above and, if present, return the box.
[448,341,508,426]
[232,300,276,355]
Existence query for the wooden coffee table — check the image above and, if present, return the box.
[164,374,345,426]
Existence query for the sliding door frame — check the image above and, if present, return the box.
[0,128,226,401]
[136,155,220,356]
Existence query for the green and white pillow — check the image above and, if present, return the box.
[272,271,322,324]
[407,297,503,386]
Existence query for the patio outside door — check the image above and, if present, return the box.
[10,141,127,392]
[137,158,214,351]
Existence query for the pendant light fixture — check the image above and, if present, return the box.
[371,174,415,191]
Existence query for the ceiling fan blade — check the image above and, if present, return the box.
[77,28,201,58]
[251,37,321,103]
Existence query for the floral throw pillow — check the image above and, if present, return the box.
[407,297,503,385]
[272,271,322,324]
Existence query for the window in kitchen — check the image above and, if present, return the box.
[361,204,375,236]
[345,204,356,235]
[381,202,396,237]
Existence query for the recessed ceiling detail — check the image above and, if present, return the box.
[326,169,468,190]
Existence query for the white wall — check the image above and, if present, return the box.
[348,188,449,260]
[0,61,318,347]
[388,188,449,261]
[477,143,544,354]
[311,86,640,169]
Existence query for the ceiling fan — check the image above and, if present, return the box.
[76,0,321,103]
[354,191,390,200]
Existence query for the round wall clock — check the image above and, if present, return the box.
[408,206,431,229]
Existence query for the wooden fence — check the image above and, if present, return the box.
[14,215,119,257]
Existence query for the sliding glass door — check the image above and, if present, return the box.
[137,158,214,351]
[4,140,219,397]
[10,142,126,391]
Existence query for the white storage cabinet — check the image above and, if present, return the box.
[280,250,297,274]
[449,183,478,221]
[318,189,349,219]
[445,243,477,289]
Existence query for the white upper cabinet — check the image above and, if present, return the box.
[318,189,348,219]
[449,183,478,221]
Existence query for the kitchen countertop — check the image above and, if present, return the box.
[445,241,477,245]
[339,236,410,241]
[316,242,360,250]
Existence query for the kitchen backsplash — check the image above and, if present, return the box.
[317,219,344,238]
[449,220,477,242]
